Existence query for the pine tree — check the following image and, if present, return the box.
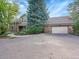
[27,0,48,34]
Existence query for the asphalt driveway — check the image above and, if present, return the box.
[0,34,79,59]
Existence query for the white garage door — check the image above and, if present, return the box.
[52,27,68,34]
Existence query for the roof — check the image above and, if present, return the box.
[46,16,73,26]
[14,14,27,24]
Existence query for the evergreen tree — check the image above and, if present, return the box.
[27,0,48,34]
[68,0,79,35]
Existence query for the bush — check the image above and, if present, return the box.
[73,20,79,35]
[0,32,10,37]
[0,27,7,35]
[16,31,27,35]
[26,26,44,34]
[16,26,44,35]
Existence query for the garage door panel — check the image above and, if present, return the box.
[52,27,68,34]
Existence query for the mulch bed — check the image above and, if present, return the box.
[0,36,9,39]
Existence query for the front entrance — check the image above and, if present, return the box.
[19,26,25,31]
[52,27,68,34]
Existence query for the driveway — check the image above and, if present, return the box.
[0,34,79,59]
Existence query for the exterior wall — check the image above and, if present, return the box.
[11,23,19,32]
[44,26,73,34]
[44,26,52,33]
[68,26,73,33]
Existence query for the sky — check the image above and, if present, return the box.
[14,0,73,18]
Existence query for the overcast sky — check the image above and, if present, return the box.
[14,0,73,17]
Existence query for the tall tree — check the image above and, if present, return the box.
[27,0,49,34]
[0,0,18,35]
[68,0,79,35]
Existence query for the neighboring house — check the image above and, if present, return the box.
[12,15,73,34]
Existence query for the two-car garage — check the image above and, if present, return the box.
[44,16,73,34]
[52,27,68,34]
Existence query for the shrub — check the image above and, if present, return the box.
[26,26,44,34]
[16,31,27,35]
[73,20,79,35]
[16,26,44,35]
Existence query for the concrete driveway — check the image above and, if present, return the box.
[0,34,79,59]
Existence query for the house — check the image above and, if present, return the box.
[11,14,27,32]
[12,15,73,34]
[44,16,73,34]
